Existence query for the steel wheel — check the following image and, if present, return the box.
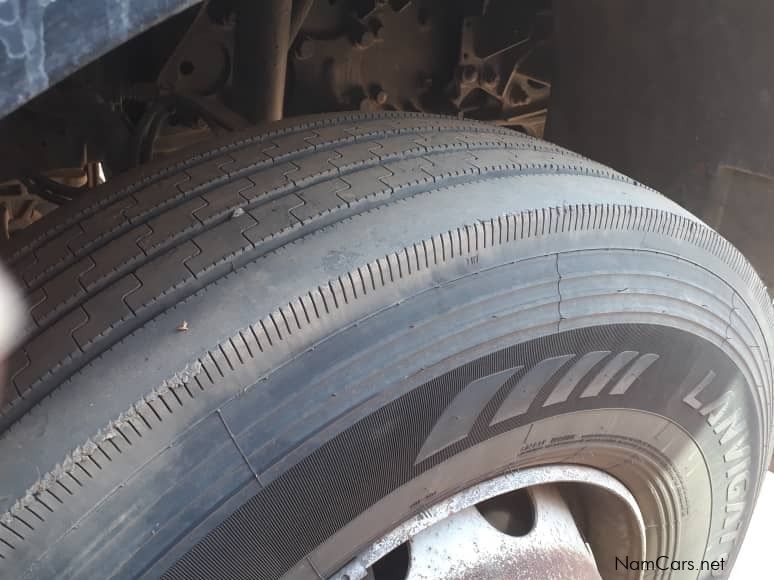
[335,466,644,580]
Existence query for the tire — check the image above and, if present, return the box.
[0,112,772,579]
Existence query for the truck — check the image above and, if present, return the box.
[0,2,770,578]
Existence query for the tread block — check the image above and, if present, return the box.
[185,215,257,275]
[77,197,138,245]
[21,226,83,285]
[195,179,254,223]
[80,226,152,289]
[220,143,272,175]
[423,151,481,177]
[242,163,297,200]
[31,258,94,324]
[304,125,357,146]
[292,179,351,222]
[380,157,435,189]
[178,157,232,193]
[14,308,88,391]
[245,196,304,242]
[453,132,513,146]
[140,199,207,252]
[74,275,142,347]
[5,350,29,398]
[417,131,471,150]
[290,150,341,184]
[124,174,189,222]
[339,166,393,202]
[126,242,200,311]
[393,117,464,131]
[369,134,428,158]
[263,132,317,159]
[344,120,398,136]
[470,149,522,171]
[329,142,383,169]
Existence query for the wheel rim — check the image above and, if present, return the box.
[331,465,645,580]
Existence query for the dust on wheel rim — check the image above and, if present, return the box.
[332,465,646,580]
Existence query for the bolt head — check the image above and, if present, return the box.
[294,39,314,60]
[508,83,527,105]
[357,30,376,48]
[482,65,499,86]
[461,65,478,84]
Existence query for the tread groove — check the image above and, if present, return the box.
[1,523,24,541]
